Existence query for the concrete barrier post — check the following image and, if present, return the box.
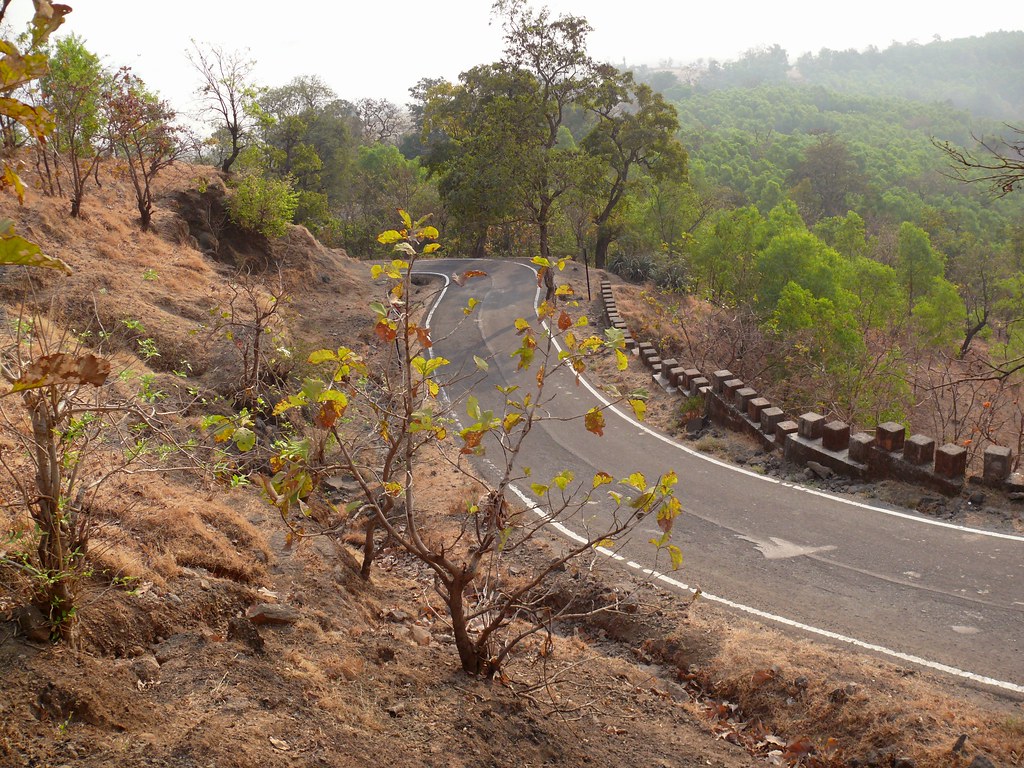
[934,444,967,479]
[761,407,785,435]
[775,419,799,441]
[798,412,825,440]
[875,422,905,452]
[711,370,734,394]
[849,432,874,463]
[748,397,771,422]
[681,369,701,388]
[735,388,757,413]
[983,445,1013,485]
[903,434,935,465]
[723,379,744,403]
[822,421,851,452]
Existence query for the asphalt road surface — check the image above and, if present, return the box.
[415,258,1024,696]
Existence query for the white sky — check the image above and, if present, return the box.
[8,1,1019,116]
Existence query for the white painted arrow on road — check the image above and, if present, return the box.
[736,535,837,560]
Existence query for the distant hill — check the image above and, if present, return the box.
[793,31,1024,123]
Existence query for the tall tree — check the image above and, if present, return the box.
[104,69,188,231]
[896,221,944,314]
[188,42,260,174]
[788,133,865,222]
[356,97,405,144]
[421,68,528,255]
[41,33,105,217]
[493,0,597,298]
[582,67,687,267]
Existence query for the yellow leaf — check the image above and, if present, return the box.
[629,398,646,421]
[668,544,683,570]
[615,349,628,371]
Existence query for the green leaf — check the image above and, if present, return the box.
[530,483,549,497]
[553,470,573,491]
[473,355,489,372]
[398,209,413,229]
[300,377,325,402]
[233,427,256,452]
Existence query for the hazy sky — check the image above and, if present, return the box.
[9,1,1018,116]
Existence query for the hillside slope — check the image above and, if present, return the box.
[0,162,1019,768]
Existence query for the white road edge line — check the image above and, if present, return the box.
[417,265,1024,695]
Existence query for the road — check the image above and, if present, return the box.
[415,258,1024,696]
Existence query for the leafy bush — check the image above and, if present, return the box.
[654,258,690,293]
[608,252,655,283]
[228,173,299,238]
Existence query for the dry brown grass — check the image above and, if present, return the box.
[666,607,1023,767]
[0,161,1018,768]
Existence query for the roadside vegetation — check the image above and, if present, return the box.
[0,1,1021,767]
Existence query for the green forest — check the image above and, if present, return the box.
[11,3,1024,437]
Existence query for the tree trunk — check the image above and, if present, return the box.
[959,314,988,359]
[594,226,614,269]
[448,572,489,677]
[29,396,78,645]
[221,144,241,175]
[359,515,376,580]
[138,200,152,231]
[470,232,487,259]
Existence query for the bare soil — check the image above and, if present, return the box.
[0,168,1020,768]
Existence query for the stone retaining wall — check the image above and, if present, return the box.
[600,279,1016,496]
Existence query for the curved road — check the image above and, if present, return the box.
[417,258,1024,696]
